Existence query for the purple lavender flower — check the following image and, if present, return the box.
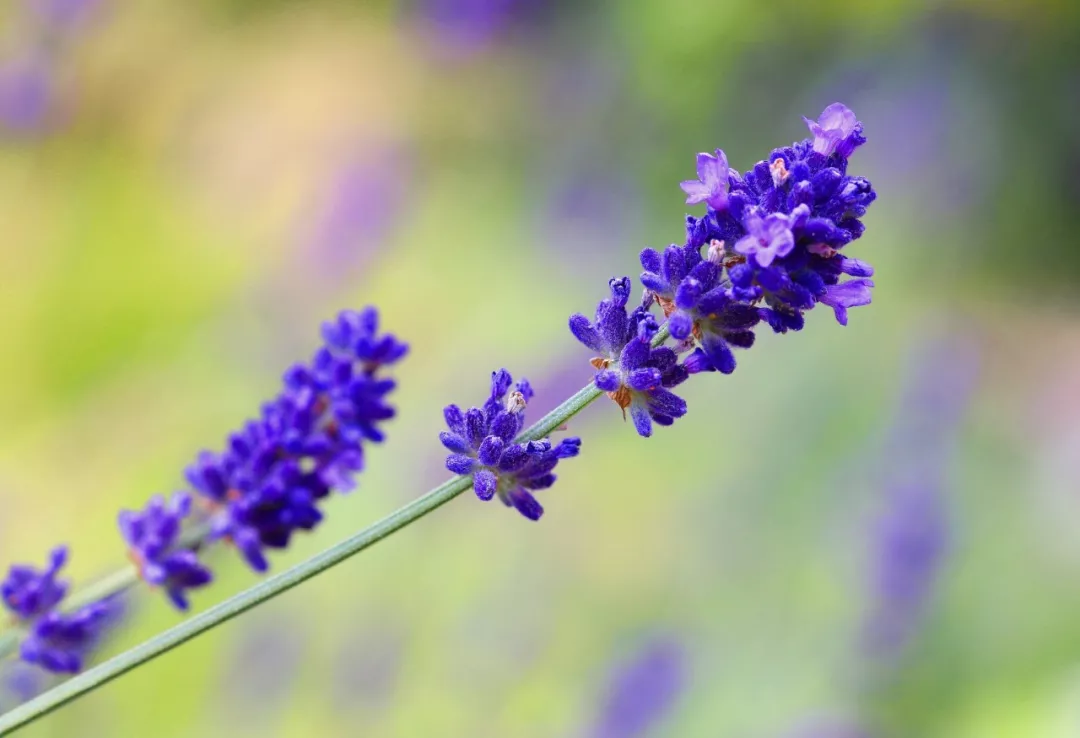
[1,547,69,621]
[20,596,122,674]
[590,638,687,738]
[0,57,52,134]
[569,278,696,436]
[679,150,730,211]
[440,369,580,520]
[185,307,407,574]
[863,338,979,660]
[804,102,865,159]
[2,549,126,674]
[414,0,536,52]
[118,492,212,611]
[670,103,876,337]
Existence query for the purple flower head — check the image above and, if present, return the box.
[440,369,581,520]
[804,103,865,159]
[590,638,687,738]
[677,104,876,336]
[734,204,809,268]
[185,307,407,572]
[819,278,874,326]
[119,492,212,611]
[20,595,123,674]
[679,149,730,211]
[570,277,695,436]
[1,547,69,621]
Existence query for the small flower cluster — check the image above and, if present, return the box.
[1,548,121,674]
[146,307,407,604]
[440,369,581,520]
[570,103,877,436]
[0,307,406,675]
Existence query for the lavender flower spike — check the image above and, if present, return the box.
[804,102,865,159]
[679,149,730,211]
[119,492,212,611]
[440,369,581,520]
[184,307,407,578]
[590,638,686,738]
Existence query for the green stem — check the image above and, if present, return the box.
[0,375,608,735]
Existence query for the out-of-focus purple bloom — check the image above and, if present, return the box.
[590,638,687,738]
[29,0,104,32]
[119,492,212,611]
[863,337,979,659]
[186,307,407,575]
[0,57,52,133]
[413,0,539,52]
[2,547,127,674]
[219,616,306,720]
[440,369,580,520]
[804,102,865,158]
[331,626,403,712]
[20,596,122,674]
[1,547,68,621]
[679,150,730,211]
[305,148,412,278]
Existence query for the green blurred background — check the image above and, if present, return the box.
[1,0,1079,736]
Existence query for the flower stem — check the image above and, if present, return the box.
[0,370,611,734]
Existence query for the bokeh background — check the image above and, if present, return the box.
[1,0,1079,736]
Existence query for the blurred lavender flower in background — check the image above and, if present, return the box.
[589,637,686,738]
[411,0,541,52]
[29,0,104,33]
[862,335,979,660]
[303,147,413,282]
[217,614,305,725]
[331,625,403,714]
[0,56,53,134]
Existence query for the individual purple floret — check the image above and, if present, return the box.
[679,149,730,211]
[20,596,123,674]
[590,638,686,738]
[184,307,407,575]
[440,369,581,520]
[804,102,866,159]
[119,492,212,611]
[569,277,697,436]
[1,547,69,621]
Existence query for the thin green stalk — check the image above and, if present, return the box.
[0,374,608,735]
